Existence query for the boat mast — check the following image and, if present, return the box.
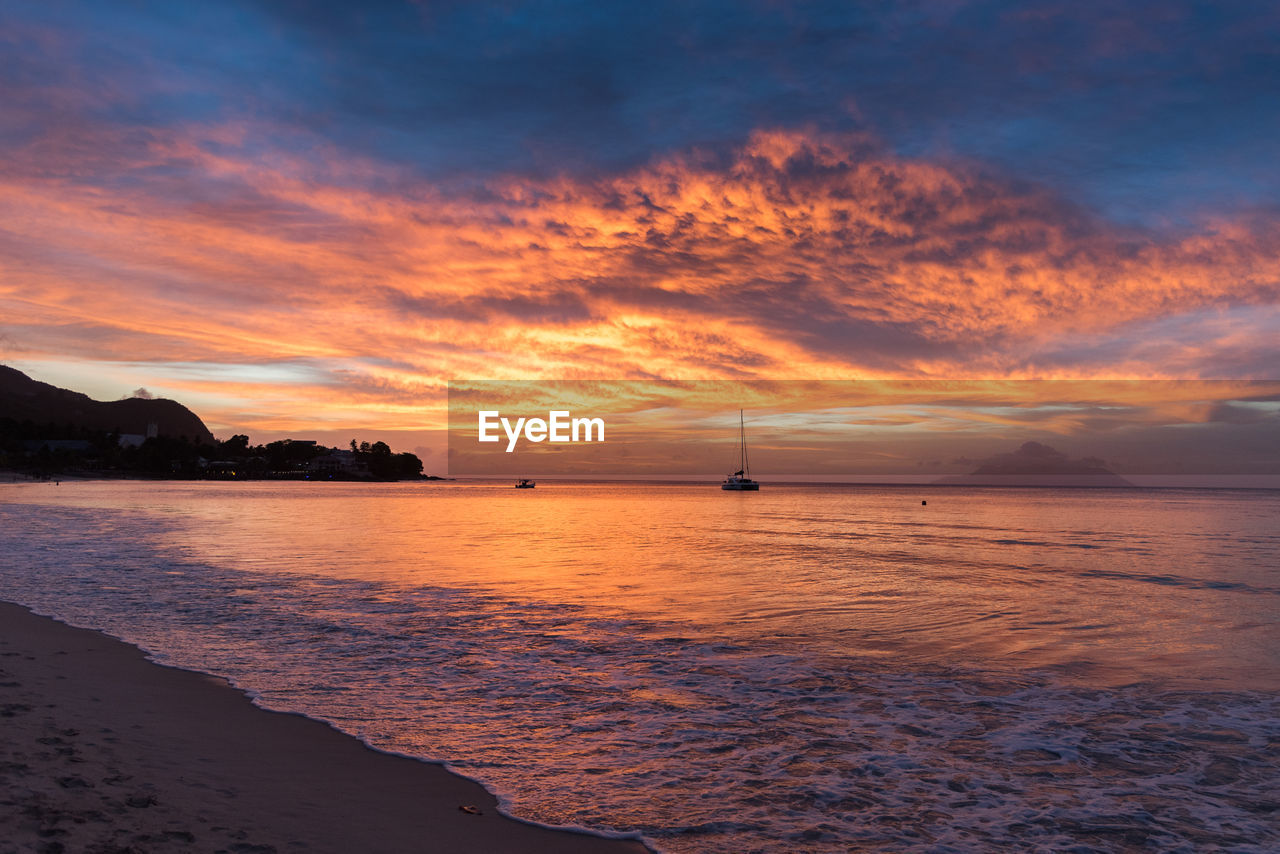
[740,409,750,477]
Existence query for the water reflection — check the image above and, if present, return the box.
[8,480,1278,689]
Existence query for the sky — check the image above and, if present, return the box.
[445,380,1280,477]
[2,1,1279,465]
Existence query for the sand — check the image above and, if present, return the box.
[0,601,649,854]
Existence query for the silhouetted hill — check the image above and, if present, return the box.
[0,365,215,443]
[935,441,1134,487]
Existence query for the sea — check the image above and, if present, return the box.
[1,480,1277,852]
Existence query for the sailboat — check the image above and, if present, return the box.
[721,409,760,490]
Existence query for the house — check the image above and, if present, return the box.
[22,439,92,454]
[309,450,370,478]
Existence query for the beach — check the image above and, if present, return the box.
[0,600,647,854]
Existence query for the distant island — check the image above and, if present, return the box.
[935,441,1134,487]
[0,365,430,481]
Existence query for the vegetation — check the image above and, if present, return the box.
[0,418,425,481]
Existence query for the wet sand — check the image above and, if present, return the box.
[0,601,649,853]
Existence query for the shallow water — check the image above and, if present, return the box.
[2,481,1277,851]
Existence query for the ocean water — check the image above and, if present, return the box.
[1,480,1277,852]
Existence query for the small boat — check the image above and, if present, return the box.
[514,478,536,488]
[721,410,760,491]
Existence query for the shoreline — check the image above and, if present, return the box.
[0,600,650,853]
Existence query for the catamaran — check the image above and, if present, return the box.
[721,409,760,490]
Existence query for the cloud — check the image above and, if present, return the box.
[6,1,1277,451]
[8,1,1280,220]
[1204,402,1276,425]
[3,121,1280,437]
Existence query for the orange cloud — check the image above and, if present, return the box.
[2,125,1278,441]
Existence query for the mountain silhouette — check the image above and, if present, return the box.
[935,441,1134,486]
[0,365,215,444]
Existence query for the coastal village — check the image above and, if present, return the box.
[0,366,427,481]
[6,433,427,481]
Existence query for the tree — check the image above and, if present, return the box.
[221,434,250,455]
[396,452,423,477]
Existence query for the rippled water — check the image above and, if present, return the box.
[1,481,1277,851]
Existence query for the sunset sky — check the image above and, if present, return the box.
[3,1,1279,464]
